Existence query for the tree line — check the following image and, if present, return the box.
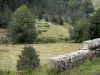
[69,8,100,43]
[0,0,94,27]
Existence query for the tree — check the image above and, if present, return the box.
[0,2,11,28]
[51,15,58,24]
[17,45,40,72]
[8,5,37,44]
[59,16,63,25]
[89,8,100,39]
[69,17,91,42]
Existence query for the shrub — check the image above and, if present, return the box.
[8,5,37,44]
[45,37,57,43]
[65,37,68,42]
[0,36,9,44]
[44,15,49,22]
[35,37,58,43]
[51,15,58,24]
[35,38,45,43]
[16,46,40,72]
[44,24,50,28]
[37,25,43,27]
[38,30,42,34]
[42,30,47,32]
[57,38,65,43]
[59,16,64,25]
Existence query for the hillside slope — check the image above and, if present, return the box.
[0,20,69,38]
[91,0,100,10]
[36,20,69,38]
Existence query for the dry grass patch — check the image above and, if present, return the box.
[0,43,80,70]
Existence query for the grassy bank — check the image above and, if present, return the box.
[0,58,100,75]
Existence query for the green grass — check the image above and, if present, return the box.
[1,58,100,75]
[30,58,100,75]
[36,19,69,38]
[0,43,80,71]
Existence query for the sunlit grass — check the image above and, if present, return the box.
[0,43,80,70]
[91,0,100,10]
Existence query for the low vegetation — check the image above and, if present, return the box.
[0,58,100,75]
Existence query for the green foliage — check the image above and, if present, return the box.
[0,2,11,28]
[70,8,100,43]
[0,0,94,27]
[35,37,58,43]
[38,30,42,34]
[89,8,100,39]
[44,24,50,28]
[59,16,64,25]
[8,5,37,44]
[38,12,43,21]
[37,25,43,27]
[44,15,49,22]
[69,17,91,42]
[65,37,68,42]
[17,45,40,72]
[42,30,47,32]
[35,37,66,43]
[51,15,58,24]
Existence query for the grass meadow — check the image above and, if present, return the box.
[91,0,100,10]
[0,43,80,71]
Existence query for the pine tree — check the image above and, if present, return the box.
[59,16,63,25]
[8,5,37,44]
[17,45,40,72]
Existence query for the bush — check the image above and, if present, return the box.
[57,38,65,43]
[44,24,50,28]
[17,46,40,72]
[45,37,57,43]
[51,15,58,24]
[59,16,64,25]
[37,25,43,27]
[42,30,47,32]
[8,5,37,44]
[35,37,61,43]
[38,30,42,34]
[65,37,68,42]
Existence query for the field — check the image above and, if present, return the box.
[1,43,100,75]
[0,43,80,71]
[36,19,69,38]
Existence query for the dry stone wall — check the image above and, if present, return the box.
[48,38,100,72]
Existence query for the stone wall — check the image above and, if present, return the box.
[48,38,100,72]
